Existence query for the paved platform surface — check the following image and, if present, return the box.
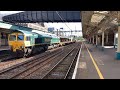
[75,42,120,79]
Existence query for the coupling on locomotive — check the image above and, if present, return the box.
[8,29,72,57]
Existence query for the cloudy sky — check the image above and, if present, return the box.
[0,11,82,36]
[44,22,82,36]
[0,11,23,15]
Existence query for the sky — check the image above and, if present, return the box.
[44,22,82,36]
[0,11,82,36]
[0,11,23,15]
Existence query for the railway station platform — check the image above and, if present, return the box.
[73,42,120,79]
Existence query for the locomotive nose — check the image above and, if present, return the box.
[12,43,18,51]
[12,42,24,52]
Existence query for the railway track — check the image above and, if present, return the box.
[0,43,77,79]
[23,42,81,79]
[41,44,80,79]
[22,44,78,79]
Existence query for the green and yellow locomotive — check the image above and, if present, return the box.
[0,21,72,58]
[8,30,52,57]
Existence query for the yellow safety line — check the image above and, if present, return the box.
[85,43,104,79]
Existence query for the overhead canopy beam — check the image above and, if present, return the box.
[2,11,81,23]
[82,11,119,38]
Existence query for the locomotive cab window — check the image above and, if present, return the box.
[9,35,16,41]
[17,35,24,41]
[26,36,31,41]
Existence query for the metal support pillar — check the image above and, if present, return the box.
[88,38,90,44]
[87,39,89,44]
[96,35,98,47]
[115,12,120,59]
[90,38,91,44]
[106,33,108,44]
[93,35,94,45]
[116,26,120,59]
[102,31,104,51]
[114,33,116,48]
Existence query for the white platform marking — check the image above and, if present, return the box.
[72,43,83,79]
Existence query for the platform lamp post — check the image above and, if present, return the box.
[59,28,61,36]
[57,29,59,36]
[116,11,120,60]
[60,27,64,37]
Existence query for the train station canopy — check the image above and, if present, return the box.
[81,11,119,38]
[0,21,32,32]
[2,11,81,23]
[2,11,119,39]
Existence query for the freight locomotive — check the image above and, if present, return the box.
[8,30,52,57]
[8,29,69,57]
[0,21,74,57]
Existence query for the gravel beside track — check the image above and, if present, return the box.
[0,43,77,79]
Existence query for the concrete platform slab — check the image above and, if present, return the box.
[75,43,99,79]
[74,42,120,79]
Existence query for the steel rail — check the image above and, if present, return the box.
[41,46,77,79]
[64,47,80,79]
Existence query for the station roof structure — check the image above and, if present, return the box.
[2,11,81,23]
[81,11,119,39]
[0,21,32,32]
[2,11,119,39]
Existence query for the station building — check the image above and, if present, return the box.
[15,23,48,32]
[0,28,10,46]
